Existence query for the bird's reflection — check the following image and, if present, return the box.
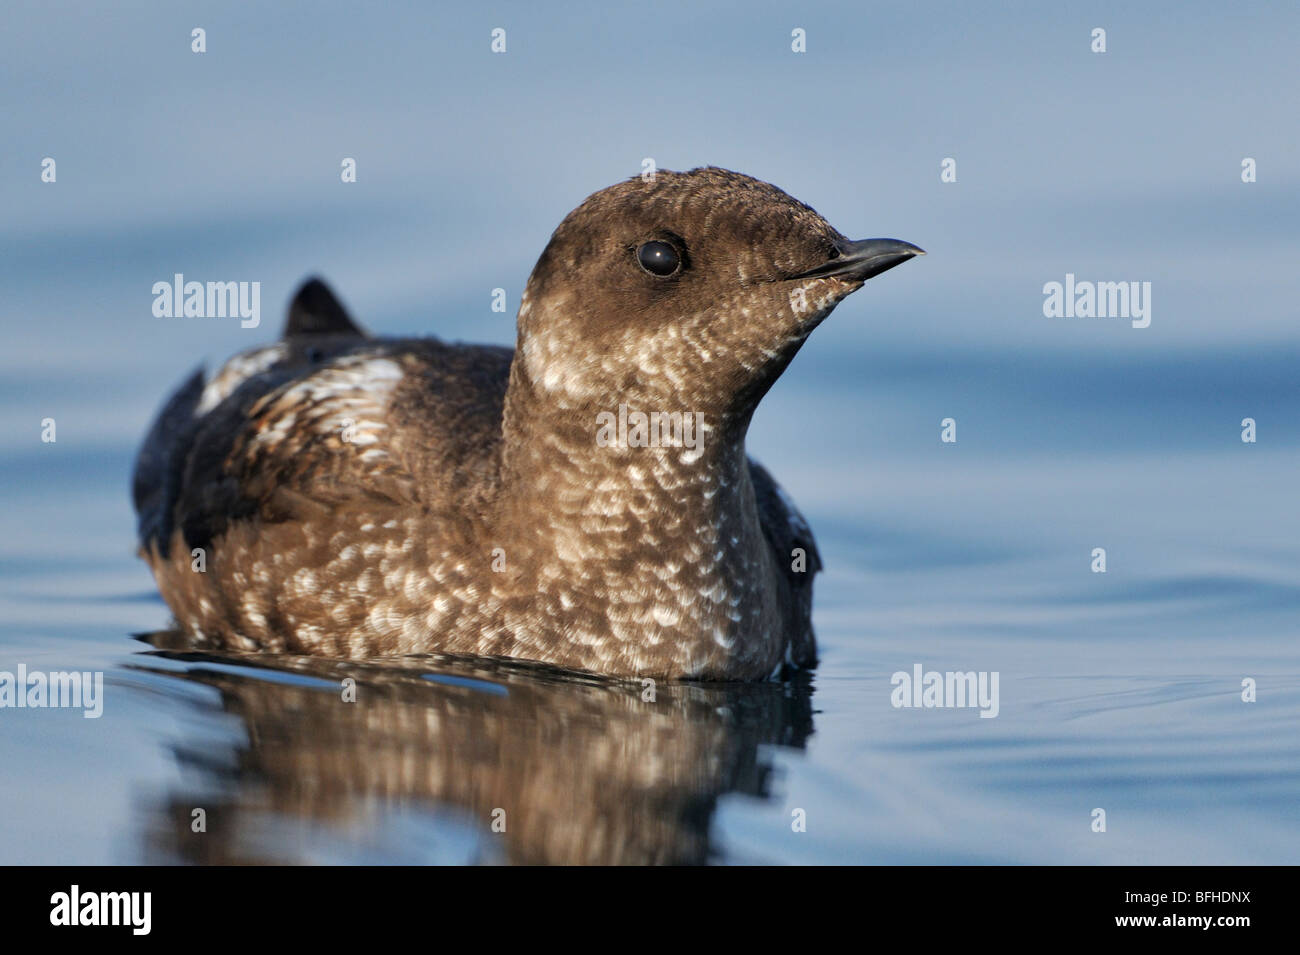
[128,633,816,864]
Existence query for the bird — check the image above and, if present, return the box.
[132,167,923,680]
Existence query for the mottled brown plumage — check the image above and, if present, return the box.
[133,167,922,679]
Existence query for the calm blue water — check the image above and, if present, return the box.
[2,1,1297,864]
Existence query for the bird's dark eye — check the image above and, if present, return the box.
[637,240,680,276]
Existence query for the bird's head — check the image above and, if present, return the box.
[514,166,923,425]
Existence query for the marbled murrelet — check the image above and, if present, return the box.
[133,168,923,680]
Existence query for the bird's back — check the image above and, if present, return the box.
[134,281,512,563]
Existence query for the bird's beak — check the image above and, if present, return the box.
[792,237,925,282]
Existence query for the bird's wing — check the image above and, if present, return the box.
[748,458,822,577]
[135,278,409,557]
[169,350,423,555]
[748,457,821,668]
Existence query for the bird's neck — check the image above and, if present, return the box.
[495,362,764,575]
